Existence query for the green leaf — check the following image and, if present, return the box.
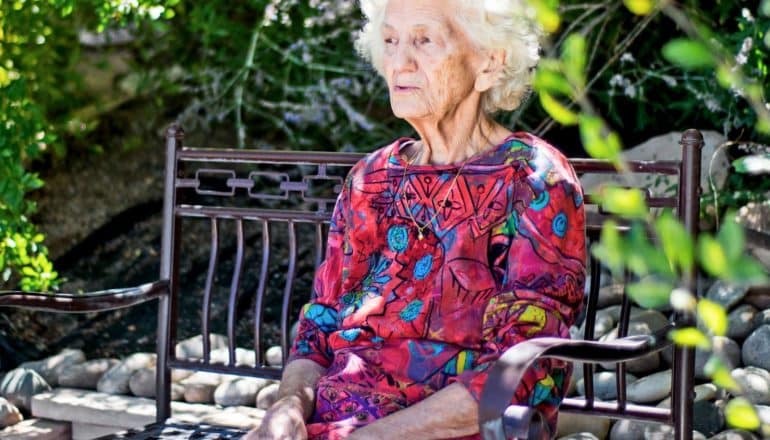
[729,256,770,284]
[655,213,694,275]
[626,279,673,309]
[763,0,770,16]
[532,2,561,33]
[662,39,716,70]
[697,299,728,337]
[704,357,741,392]
[591,220,625,276]
[669,327,711,349]
[698,235,728,278]
[599,187,648,219]
[539,92,579,126]
[732,154,770,174]
[579,115,621,163]
[725,398,761,430]
[717,215,744,262]
[561,34,587,89]
[623,0,656,15]
[533,66,573,97]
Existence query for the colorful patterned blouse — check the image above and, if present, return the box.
[288,132,586,439]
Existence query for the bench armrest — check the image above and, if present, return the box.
[478,323,675,439]
[0,280,169,313]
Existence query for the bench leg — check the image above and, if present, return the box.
[672,345,695,440]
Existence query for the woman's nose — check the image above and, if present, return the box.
[392,43,417,72]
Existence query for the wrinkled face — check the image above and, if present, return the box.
[382,0,484,121]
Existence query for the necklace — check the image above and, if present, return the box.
[399,146,467,241]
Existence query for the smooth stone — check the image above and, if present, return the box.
[744,287,770,310]
[597,284,625,308]
[754,309,770,328]
[578,309,615,340]
[576,371,637,401]
[610,420,707,440]
[0,397,23,428]
[708,430,759,440]
[627,370,671,403]
[210,347,256,367]
[266,346,283,367]
[599,309,668,374]
[58,358,119,389]
[172,368,193,383]
[214,378,271,407]
[695,337,741,380]
[742,325,770,370]
[558,434,600,440]
[180,371,223,404]
[755,404,770,424]
[731,367,770,404]
[659,383,721,408]
[566,362,583,397]
[18,349,85,386]
[129,367,156,398]
[727,304,759,341]
[0,369,51,412]
[96,353,156,395]
[256,383,280,409]
[175,334,228,360]
[693,400,724,438]
[556,413,610,439]
[705,281,748,311]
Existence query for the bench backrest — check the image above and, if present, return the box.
[155,125,703,434]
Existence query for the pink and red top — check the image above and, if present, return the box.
[289,132,586,439]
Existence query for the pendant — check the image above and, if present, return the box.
[418,231,424,241]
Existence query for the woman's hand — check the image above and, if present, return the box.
[243,396,308,440]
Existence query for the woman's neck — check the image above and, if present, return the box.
[405,104,510,166]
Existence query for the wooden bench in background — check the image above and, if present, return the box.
[0,125,703,439]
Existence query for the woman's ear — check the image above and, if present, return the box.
[474,48,506,93]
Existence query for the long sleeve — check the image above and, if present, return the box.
[450,151,586,423]
[287,177,351,368]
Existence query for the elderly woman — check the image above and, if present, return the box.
[247,0,585,438]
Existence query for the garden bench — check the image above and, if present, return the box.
[0,125,703,439]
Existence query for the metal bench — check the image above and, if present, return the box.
[0,125,703,439]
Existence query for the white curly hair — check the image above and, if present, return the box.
[355,0,543,113]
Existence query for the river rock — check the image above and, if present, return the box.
[705,282,748,310]
[266,346,283,367]
[557,433,599,440]
[180,371,223,404]
[0,397,23,428]
[755,404,770,425]
[97,352,156,395]
[695,337,741,380]
[58,358,119,389]
[726,305,759,341]
[708,430,759,440]
[214,378,270,407]
[175,334,228,360]
[742,325,770,370]
[18,349,85,386]
[731,367,770,404]
[754,309,770,328]
[256,383,280,409]
[0,368,51,412]
[743,287,770,310]
[597,284,625,308]
[576,371,637,401]
[659,383,721,408]
[608,420,670,440]
[556,413,610,439]
[129,367,156,398]
[578,308,615,340]
[627,370,671,403]
[599,309,668,374]
[210,347,257,367]
[693,400,724,437]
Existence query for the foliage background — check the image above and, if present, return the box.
[0,2,768,288]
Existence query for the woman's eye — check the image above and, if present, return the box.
[416,37,430,45]
[384,38,397,45]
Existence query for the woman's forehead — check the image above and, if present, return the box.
[382,0,461,34]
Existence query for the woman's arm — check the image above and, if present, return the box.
[348,383,478,440]
[243,359,326,440]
